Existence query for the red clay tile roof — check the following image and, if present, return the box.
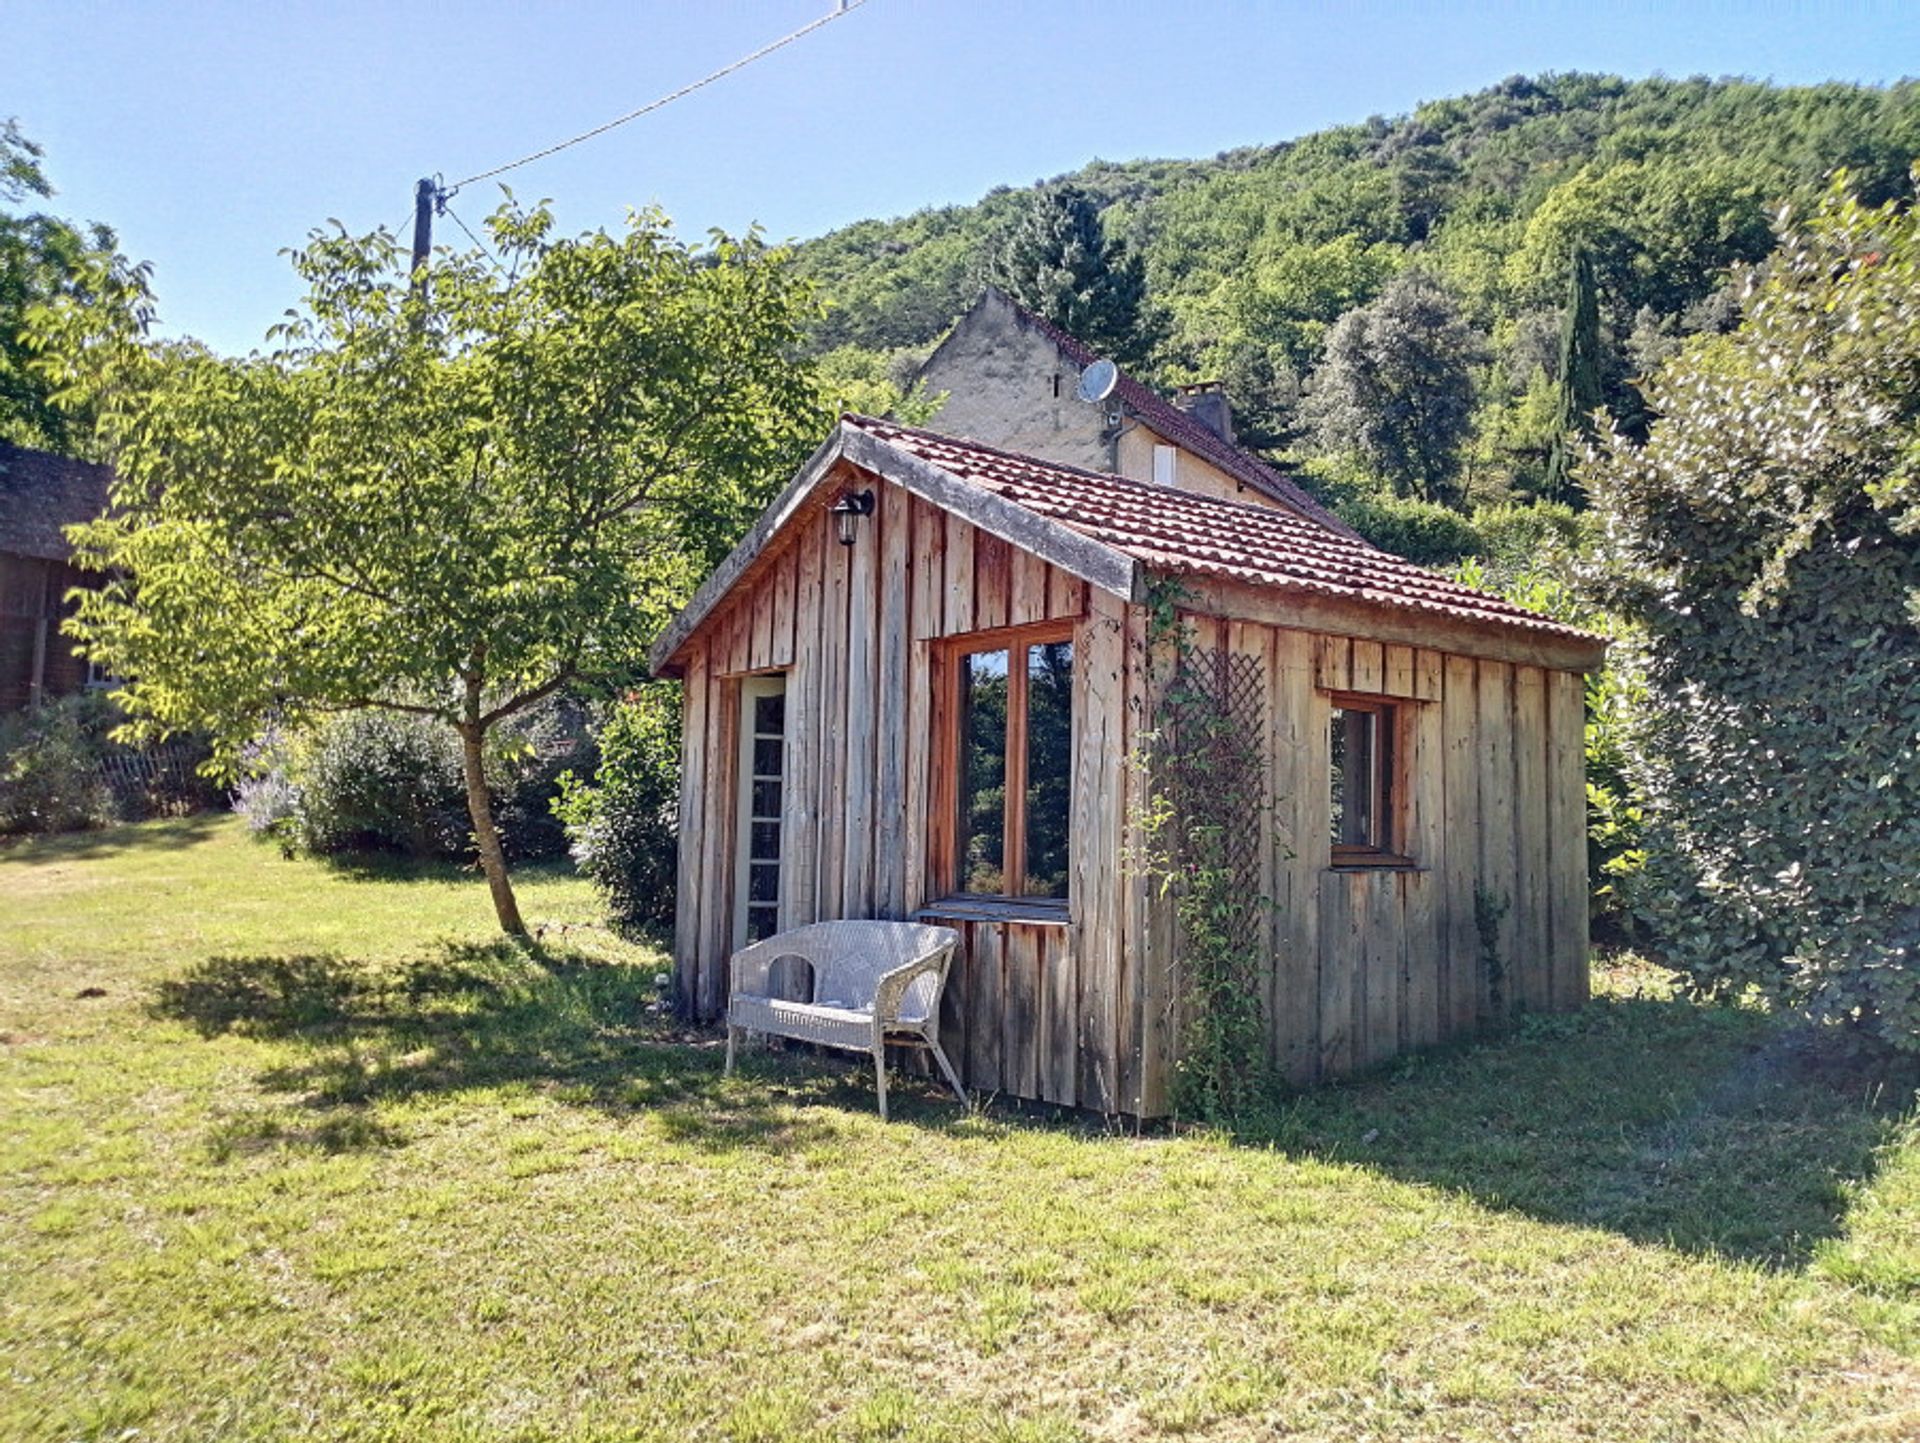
[0,442,112,562]
[1002,296,1364,541]
[846,415,1602,644]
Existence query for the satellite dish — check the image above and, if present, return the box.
[1075,358,1118,404]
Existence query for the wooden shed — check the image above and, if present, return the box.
[650,415,1606,1118]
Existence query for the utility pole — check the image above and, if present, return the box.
[410,177,437,302]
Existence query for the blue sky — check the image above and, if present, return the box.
[11,1,1918,356]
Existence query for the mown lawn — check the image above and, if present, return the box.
[3,815,1918,1442]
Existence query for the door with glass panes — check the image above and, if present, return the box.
[733,676,787,949]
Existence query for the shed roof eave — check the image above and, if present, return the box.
[836,426,1143,605]
[1168,570,1611,675]
[646,421,1146,678]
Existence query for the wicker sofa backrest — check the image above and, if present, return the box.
[811,921,954,1022]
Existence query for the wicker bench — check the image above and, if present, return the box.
[722,920,966,1120]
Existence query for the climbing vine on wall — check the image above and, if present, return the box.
[1131,578,1279,1122]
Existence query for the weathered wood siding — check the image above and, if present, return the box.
[672,463,1153,1113]
[1179,614,1590,1088]
[0,554,94,712]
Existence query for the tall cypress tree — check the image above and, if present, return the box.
[1546,246,1604,504]
[984,184,1150,367]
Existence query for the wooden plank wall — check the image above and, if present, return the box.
[0,556,93,712]
[672,465,1145,1112]
[1213,621,1589,1089]
[926,917,1086,1108]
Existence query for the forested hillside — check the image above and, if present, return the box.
[796,73,1920,505]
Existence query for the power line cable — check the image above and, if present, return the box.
[447,1,870,190]
[438,197,501,271]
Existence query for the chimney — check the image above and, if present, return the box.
[1172,381,1234,445]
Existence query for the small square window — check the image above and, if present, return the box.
[1330,698,1403,864]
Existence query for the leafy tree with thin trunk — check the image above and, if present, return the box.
[983,183,1152,367]
[54,202,822,935]
[1305,270,1481,505]
[1545,246,1603,504]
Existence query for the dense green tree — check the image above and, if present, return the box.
[1208,338,1302,454]
[57,203,822,935]
[1468,364,1561,500]
[1545,247,1604,503]
[981,183,1151,366]
[1506,156,1776,320]
[1179,235,1400,448]
[0,119,152,454]
[1219,235,1400,372]
[1587,174,1920,1052]
[1304,271,1482,504]
[812,343,942,424]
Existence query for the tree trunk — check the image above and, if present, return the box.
[457,719,526,936]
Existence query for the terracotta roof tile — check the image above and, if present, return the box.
[846,415,1602,645]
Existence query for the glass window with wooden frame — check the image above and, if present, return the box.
[950,629,1074,904]
[734,676,788,947]
[1329,696,1407,865]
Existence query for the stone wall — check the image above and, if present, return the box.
[915,290,1111,474]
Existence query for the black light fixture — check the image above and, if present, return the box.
[830,488,875,546]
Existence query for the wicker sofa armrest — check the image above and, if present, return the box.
[872,943,955,1026]
[728,931,824,1002]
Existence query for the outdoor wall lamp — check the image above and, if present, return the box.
[831,488,875,546]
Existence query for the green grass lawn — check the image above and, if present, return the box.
[3,815,1918,1442]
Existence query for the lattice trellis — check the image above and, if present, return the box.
[1158,641,1268,951]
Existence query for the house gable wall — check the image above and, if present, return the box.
[672,461,1148,1113]
[915,289,1313,519]
[915,290,1112,474]
[1116,423,1287,509]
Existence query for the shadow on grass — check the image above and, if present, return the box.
[1239,989,1920,1271]
[150,941,921,1156]
[0,810,227,862]
[148,938,1907,1268]
[204,1108,409,1160]
[311,849,579,889]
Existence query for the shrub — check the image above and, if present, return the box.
[1469,499,1593,570]
[232,726,303,846]
[555,685,680,933]
[1583,664,1646,943]
[290,711,471,858]
[492,696,597,863]
[250,699,594,863]
[0,691,217,835]
[1586,175,1920,1050]
[0,693,116,834]
[1337,491,1484,566]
